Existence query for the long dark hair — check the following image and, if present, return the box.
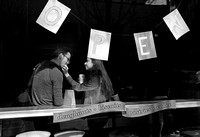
[86,58,114,100]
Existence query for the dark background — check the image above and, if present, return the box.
[1,0,200,106]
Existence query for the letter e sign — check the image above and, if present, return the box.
[134,31,157,61]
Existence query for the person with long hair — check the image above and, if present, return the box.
[63,57,115,137]
[63,57,114,104]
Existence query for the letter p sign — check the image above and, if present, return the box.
[87,29,111,61]
[134,31,157,61]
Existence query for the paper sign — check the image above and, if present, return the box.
[123,100,176,118]
[36,0,71,34]
[163,9,190,40]
[145,0,167,5]
[53,101,125,123]
[53,100,176,123]
[87,29,111,61]
[134,31,157,61]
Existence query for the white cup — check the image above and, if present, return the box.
[78,74,85,84]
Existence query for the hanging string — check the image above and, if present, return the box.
[176,0,183,9]
[152,20,164,31]
[70,9,134,37]
[152,0,183,31]
[113,33,134,37]
[68,0,184,37]
[70,11,91,29]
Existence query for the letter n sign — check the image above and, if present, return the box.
[134,31,157,61]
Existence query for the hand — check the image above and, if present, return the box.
[62,65,69,74]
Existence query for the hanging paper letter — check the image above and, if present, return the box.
[163,9,190,40]
[145,0,167,5]
[36,0,71,34]
[87,29,111,61]
[134,31,157,61]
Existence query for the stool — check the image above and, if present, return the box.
[16,131,51,137]
[54,130,85,137]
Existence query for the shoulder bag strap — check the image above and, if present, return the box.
[27,62,42,88]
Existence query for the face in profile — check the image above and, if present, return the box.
[84,58,94,70]
[61,52,71,68]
